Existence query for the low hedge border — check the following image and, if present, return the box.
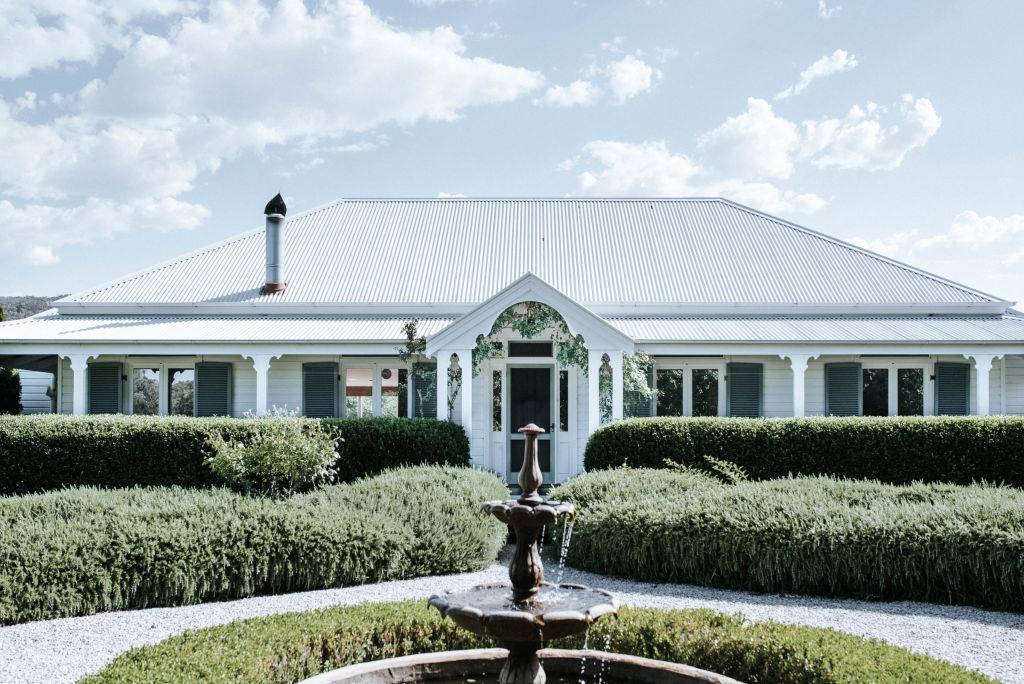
[0,465,506,624]
[83,601,990,683]
[550,468,1024,611]
[0,414,469,495]
[584,416,1024,486]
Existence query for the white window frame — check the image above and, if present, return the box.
[341,358,407,418]
[827,356,935,417]
[124,357,196,416]
[652,358,728,417]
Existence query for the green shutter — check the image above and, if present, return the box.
[303,363,338,418]
[825,362,862,416]
[624,365,654,418]
[412,362,437,419]
[935,362,970,415]
[726,362,762,417]
[88,363,122,414]
[194,362,232,417]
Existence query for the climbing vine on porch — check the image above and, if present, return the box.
[396,319,461,418]
[470,302,588,377]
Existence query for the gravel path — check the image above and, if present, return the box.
[2,547,1022,683]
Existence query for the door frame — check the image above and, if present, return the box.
[505,362,556,484]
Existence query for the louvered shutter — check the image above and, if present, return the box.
[194,362,232,417]
[726,363,762,417]
[825,362,862,416]
[412,362,437,419]
[303,363,338,418]
[88,363,122,414]
[624,365,654,417]
[935,362,970,415]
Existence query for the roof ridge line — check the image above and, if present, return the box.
[717,198,1009,305]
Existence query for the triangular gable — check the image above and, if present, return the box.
[425,273,634,356]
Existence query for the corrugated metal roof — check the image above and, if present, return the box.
[0,313,455,343]
[608,315,1024,343]
[59,198,1003,308]
[3,312,1024,344]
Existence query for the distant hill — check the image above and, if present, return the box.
[0,296,66,321]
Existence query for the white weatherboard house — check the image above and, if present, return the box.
[2,197,1024,483]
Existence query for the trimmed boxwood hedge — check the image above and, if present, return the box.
[584,416,1024,486]
[323,417,470,482]
[83,601,990,683]
[550,468,1024,611]
[0,414,469,495]
[0,465,506,624]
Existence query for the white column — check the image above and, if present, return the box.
[371,364,382,417]
[587,349,602,435]
[973,354,998,415]
[456,349,473,441]
[610,351,624,421]
[157,366,170,415]
[247,354,274,417]
[787,354,812,417]
[437,351,450,421]
[69,354,90,415]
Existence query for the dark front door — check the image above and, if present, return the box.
[508,366,553,483]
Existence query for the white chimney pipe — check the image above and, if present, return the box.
[263,193,287,293]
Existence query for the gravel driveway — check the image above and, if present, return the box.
[2,547,1022,683]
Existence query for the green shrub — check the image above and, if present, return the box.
[0,465,506,624]
[550,469,1024,611]
[324,417,469,482]
[83,601,989,683]
[206,409,339,496]
[584,416,1024,486]
[0,414,469,495]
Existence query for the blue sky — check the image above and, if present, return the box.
[1,0,1022,305]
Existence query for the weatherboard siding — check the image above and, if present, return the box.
[1006,356,1024,415]
[19,370,54,414]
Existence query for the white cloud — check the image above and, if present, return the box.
[697,98,799,180]
[817,0,841,19]
[437,191,468,197]
[801,95,941,170]
[606,55,660,104]
[0,0,544,266]
[846,231,916,258]
[915,210,1024,249]
[562,93,942,215]
[775,49,857,100]
[533,80,602,108]
[0,0,192,79]
[567,140,826,215]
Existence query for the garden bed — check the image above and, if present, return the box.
[81,601,990,683]
[0,465,506,624]
[550,468,1024,611]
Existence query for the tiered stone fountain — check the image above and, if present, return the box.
[429,424,616,684]
[305,424,737,684]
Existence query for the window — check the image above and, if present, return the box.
[826,361,929,417]
[508,341,552,357]
[862,368,888,416]
[935,362,970,415]
[656,369,684,417]
[168,369,194,416]
[558,370,569,431]
[898,368,924,416]
[380,367,401,417]
[344,368,372,418]
[132,368,159,415]
[493,370,503,431]
[691,369,719,417]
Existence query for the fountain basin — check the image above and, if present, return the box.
[300,648,742,683]
[429,583,617,642]
[481,500,576,526]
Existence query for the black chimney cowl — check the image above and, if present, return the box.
[264,193,287,216]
